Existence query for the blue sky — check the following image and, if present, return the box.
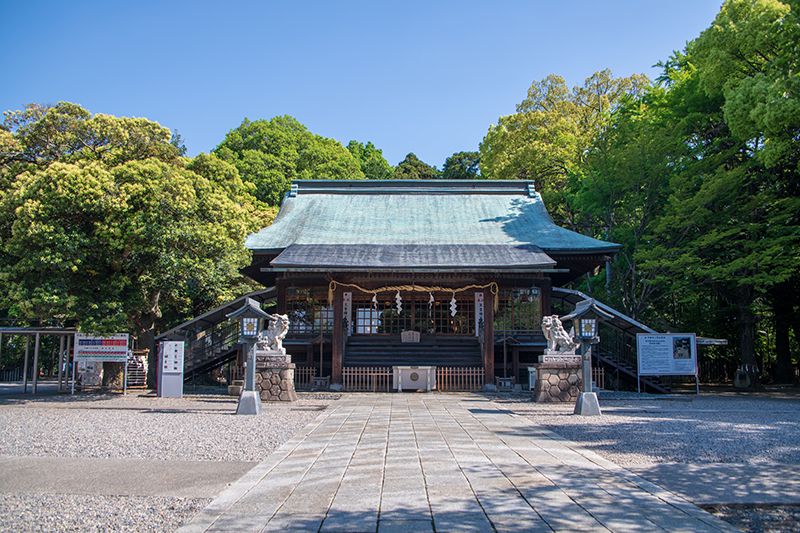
[1,0,723,169]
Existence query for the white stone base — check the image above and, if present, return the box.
[235,390,263,415]
[573,392,602,416]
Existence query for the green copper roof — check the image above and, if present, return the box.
[246,180,620,255]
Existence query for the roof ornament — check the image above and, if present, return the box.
[527,183,536,197]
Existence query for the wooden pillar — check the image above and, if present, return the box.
[512,346,520,382]
[22,335,30,393]
[332,285,343,385]
[32,333,40,394]
[49,336,56,377]
[276,277,287,314]
[57,336,65,391]
[0,332,3,373]
[483,291,494,384]
[541,278,552,316]
[65,335,72,382]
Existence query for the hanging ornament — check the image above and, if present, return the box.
[428,292,434,312]
[395,291,402,314]
[372,294,378,310]
[450,294,458,317]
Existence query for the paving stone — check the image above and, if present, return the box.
[377,518,434,532]
[177,394,742,533]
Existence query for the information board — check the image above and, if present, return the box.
[159,341,185,374]
[73,333,129,362]
[637,333,698,376]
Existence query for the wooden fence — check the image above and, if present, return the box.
[294,367,317,390]
[343,366,392,392]
[437,366,484,392]
[592,367,605,390]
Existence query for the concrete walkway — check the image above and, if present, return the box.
[178,394,740,533]
[0,456,257,499]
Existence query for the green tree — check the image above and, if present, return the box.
[441,151,480,179]
[479,70,649,223]
[571,90,680,322]
[347,140,394,180]
[214,116,364,205]
[645,0,800,385]
[395,153,439,179]
[0,103,260,386]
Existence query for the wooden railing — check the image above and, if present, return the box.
[343,366,392,392]
[295,367,317,390]
[592,367,605,390]
[437,366,484,392]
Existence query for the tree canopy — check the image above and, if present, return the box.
[347,140,394,180]
[0,103,261,384]
[395,153,439,179]
[213,116,365,205]
[479,70,649,222]
[441,151,480,179]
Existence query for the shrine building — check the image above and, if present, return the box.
[242,179,620,388]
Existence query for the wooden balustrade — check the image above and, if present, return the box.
[294,366,318,390]
[592,367,605,390]
[342,366,392,392]
[437,366,484,392]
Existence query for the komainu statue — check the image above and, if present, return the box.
[256,314,290,354]
[541,315,578,354]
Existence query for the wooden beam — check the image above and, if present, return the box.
[483,291,494,385]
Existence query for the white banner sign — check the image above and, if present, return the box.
[74,333,129,362]
[637,333,698,376]
[343,292,352,336]
[475,292,485,337]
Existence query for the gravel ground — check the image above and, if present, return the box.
[0,391,338,462]
[0,390,339,532]
[497,391,800,533]
[0,494,208,533]
[496,393,800,466]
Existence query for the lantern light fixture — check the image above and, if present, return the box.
[226,297,273,415]
[579,317,597,340]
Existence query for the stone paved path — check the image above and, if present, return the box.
[178,394,740,533]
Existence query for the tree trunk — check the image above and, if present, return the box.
[731,284,762,390]
[771,283,794,384]
[134,290,161,390]
[137,312,158,389]
[102,362,125,389]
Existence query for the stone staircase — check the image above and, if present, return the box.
[344,335,482,368]
[154,288,276,383]
[551,287,670,394]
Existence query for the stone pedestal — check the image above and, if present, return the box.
[255,361,298,402]
[531,363,582,403]
[574,392,602,415]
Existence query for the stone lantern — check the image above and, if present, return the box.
[227,298,272,415]
[562,299,613,416]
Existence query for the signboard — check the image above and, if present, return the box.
[343,292,352,336]
[159,341,185,374]
[158,341,184,398]
[475,292,485,337]
[73,333,129,362]
[637,333,698,376]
